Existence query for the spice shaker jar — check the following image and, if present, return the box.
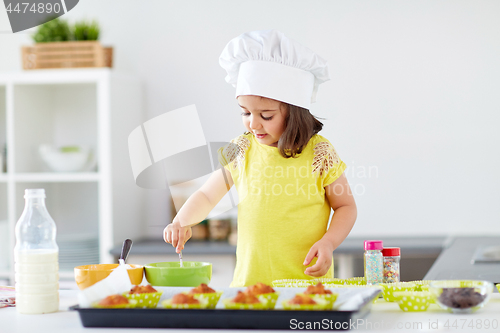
[364,240,383,285]
[382,247,400,283]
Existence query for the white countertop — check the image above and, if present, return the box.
[1,290,499,332]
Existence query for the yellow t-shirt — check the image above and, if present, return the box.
[218,133,346,287]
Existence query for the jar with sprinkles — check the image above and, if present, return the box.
[382,247,401,283]
[364,240,383,285]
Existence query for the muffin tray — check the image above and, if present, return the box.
[71,287,381,330]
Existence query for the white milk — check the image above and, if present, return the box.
[15,250,59,314]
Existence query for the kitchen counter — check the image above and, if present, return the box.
[110,236,448,257]
[425,236,500,283]
[2,290,500,332]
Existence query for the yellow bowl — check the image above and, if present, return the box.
[74,264,144,290]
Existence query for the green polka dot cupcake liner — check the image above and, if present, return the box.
[190,291,223,309]
[393,291,433,312]
[123,291,163,309]
[308,293,338,308]
[92,299,138,309]
[271,279,316,288]
[282,296,329,311]
[162,297,209,309]
[323,277,366,287]
[409,280,434,292]
[380,282,416,302]
[257,292,280,309]
[222,298,268,310]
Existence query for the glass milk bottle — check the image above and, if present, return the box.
[14,189,59,314]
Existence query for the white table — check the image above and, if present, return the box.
[1,290,499,332]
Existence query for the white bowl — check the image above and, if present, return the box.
[39,145,94,172]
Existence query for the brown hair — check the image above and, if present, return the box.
[277,103,323,158]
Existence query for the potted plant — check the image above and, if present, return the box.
[22,17,112,70]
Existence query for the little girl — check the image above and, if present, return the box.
[165,30,357,287]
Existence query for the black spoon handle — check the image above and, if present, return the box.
[120,239,133,263]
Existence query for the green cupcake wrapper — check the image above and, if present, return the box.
[256,292,280,309]
[123,291,163,309]
[162,298,209,309]
[282,297,329,311]
[92,299,138,309]
[306,293,338,308]
[272,277,366,288]
[380,282,417,302]
[190,291,223,309]
[393,291,432,312]
[496,284,500,293]
[222,298,267,310]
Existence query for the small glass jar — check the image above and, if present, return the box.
[382,247,401,283]
[364,240,383,285]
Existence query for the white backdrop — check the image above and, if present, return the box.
[1,0,499,237]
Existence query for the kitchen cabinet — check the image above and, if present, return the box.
[0,68,144,284]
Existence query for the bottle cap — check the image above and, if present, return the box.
[382,247,401,256]
[24,189,46,198]
[364,240,383,250]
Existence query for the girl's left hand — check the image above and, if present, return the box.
[303,239,334,277]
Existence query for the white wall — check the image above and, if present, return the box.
[1,0,499,237]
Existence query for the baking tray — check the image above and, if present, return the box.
[71,287,380,330]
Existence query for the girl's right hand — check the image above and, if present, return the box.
[163,221,192,253]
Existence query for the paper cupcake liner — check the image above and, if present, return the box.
[409,280,434,291]
[271,279,316,288]
[124,291,163,309]
[191,291,223,309]
[306,293,338,308]
[92,299,138,309]
[380,282,416,302]
[256,292,279,309]
[393,291,432,312]
[222,298,267,310]
[323,277,366,287]
[282,297,329,311]
[496,284,500,293]
[272,277,366,288]
[162,297,209,309]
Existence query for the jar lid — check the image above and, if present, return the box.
[364,240,383,250]
[24,188,46,198]
[382,247,401,256]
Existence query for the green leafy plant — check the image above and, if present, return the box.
[31,18,100,43]
[73,20,100,41]
[32,17,71,43]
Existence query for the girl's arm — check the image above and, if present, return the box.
[303,173,357,276]
[164,167,234,253]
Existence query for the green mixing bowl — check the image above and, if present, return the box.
[144,261,212,287]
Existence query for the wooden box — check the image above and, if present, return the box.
[22,41,113,70]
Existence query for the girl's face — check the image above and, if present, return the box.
[237,95,287,147]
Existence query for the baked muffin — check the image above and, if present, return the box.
[223,291,267,310]
[245,283,275,295]
[99,294,129,306]
[282,293,329,311]
[304,282,332,295]
[245,282,279,309]
[188,283,222,309]
[171,293,200,305]
[129,284,158,294]
[95,294,137,308]
[289,294,317,305]
[232,291,260,304]
[189,283,216,294]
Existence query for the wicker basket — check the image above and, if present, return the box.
[22,41,113,70]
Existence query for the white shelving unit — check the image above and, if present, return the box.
[0,68,145,283]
